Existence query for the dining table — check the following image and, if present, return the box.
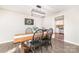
[13,32,47,44]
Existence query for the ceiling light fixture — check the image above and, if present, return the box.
[31,9,45,18]
[31,5,45,18]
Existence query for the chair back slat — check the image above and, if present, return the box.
[33,29,44,41]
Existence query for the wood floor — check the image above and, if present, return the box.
[0,38,79,53]
[14,39,79,53]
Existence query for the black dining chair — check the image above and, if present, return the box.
[41,28,53,50]
[23,29,44,53]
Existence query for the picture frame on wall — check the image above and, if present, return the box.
[25,18,34,25]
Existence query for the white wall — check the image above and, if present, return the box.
[0,9,25,43]
[46,7,79,45]
[0,8,45,43]
[64,8,79,45]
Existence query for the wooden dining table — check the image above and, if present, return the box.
[13,32,47,44]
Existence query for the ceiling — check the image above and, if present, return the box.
[0,5,69,15]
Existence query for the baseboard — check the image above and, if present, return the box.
[0,40,13,44]
[64,40,79,46]
[5,47,17,53]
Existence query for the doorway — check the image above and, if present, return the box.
[55,15,64,41]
